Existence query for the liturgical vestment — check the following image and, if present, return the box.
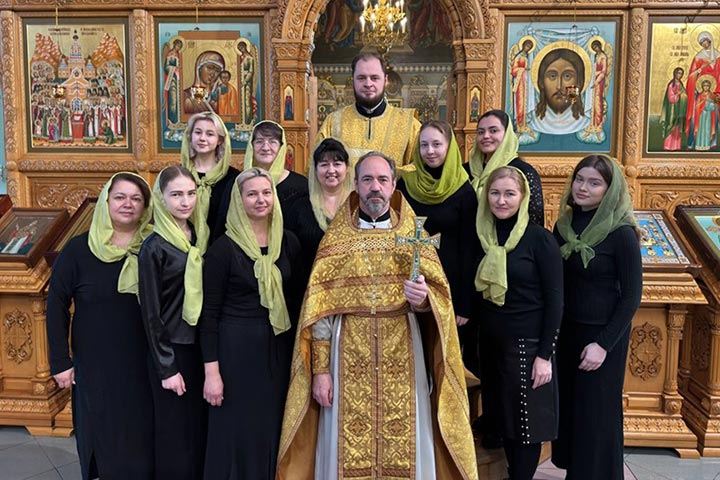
[276,192,478,480]
[316,103,421,167]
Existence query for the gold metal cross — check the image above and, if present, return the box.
[395,216,441,281]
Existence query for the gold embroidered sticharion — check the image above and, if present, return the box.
[277,192,478,480]
[339,313,415,478]
[317,104,420,167]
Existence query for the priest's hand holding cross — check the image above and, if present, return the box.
[396,216,441,311]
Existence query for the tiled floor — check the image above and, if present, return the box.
[3,425,720,479]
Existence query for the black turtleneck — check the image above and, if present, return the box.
[355,98,388,119]
[476,216,563,360]
[425,164,444,180]
[552,207,642,352]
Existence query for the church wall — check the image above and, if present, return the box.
[0,0,718,220]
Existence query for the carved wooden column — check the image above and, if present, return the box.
[662,306,686,415]
[459,39,493,159]
[679,309,693,392]
[273,39,312,175]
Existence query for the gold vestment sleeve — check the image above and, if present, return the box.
[311,339,331,374]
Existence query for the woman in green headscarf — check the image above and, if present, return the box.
[47,172,154,479]
[397,119,478,353]
[138,165,207,480]
[199,167,301,480]
[551,155,641,480]
[244,120,308,214]
[474,166,563,480]
[465,109,545,226]
[181,111,240,249]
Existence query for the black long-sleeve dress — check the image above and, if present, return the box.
[203,165,240,246]
[551,207,642,480]
[47,233,154,480]
[476,217,563,444]
[285,196,324,290]
[138,231,208,480]
[463,157,545,227]
[199,232,301,480]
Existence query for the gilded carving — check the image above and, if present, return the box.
[18,160,136,172]
[644,189,720,213]
[1,13,18,155]
[642,285,707,304]
[623,415,693,433]
[664,399,682,415]
[629,322,662,381]
[692,317,711,371]
[712,401,720,416]
[33,183,104,212]
[623,10,647,163]
[4,309,33,364]
[132,10,149,156]
[7,179,19,206]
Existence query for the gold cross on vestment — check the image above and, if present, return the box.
[366,288,380,315]
[395,216,441,281]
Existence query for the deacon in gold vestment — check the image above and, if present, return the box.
[316,53,421,168]
[277,153,477,480]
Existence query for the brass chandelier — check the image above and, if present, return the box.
[358,0,408,57]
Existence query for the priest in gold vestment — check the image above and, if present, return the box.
[277,152,477,480]
[316,53,421,167]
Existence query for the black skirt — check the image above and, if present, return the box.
[552,322,629,480]
[496,336,558,444]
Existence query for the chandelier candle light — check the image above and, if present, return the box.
[359,0,408,57]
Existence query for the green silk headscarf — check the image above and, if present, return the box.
[468,119,520,192]
[474,167,530,306]
[88,172,153,295]
[225,168,290,335]
[401,129,469,205]
[555,156,637,268]
[243,120,288,185]
[308,138,353,232]
[180,111,233,253]
[151,169,204,326]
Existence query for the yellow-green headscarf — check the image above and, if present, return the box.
[88,172,153,295]
[468,118,520,192]
[308,138,353,231]
[151,169,204,326]
[555,156,637,268]
[401,128,469,205]
[474,166,530,306]
[180,111,233,253]
[225,168,290,335]
[243,120,288,185]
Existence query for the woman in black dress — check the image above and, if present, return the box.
[181,111,240,249]
[468,109,546,447]
[286,138,351,287]
[551,155,642,480]
[396,120,477,356]
[243,120,308,213]
[47,172,155,479]
[200,167,300,479]
[139,165,207,480]
[467,109,544,226]
[475,166,563,479]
